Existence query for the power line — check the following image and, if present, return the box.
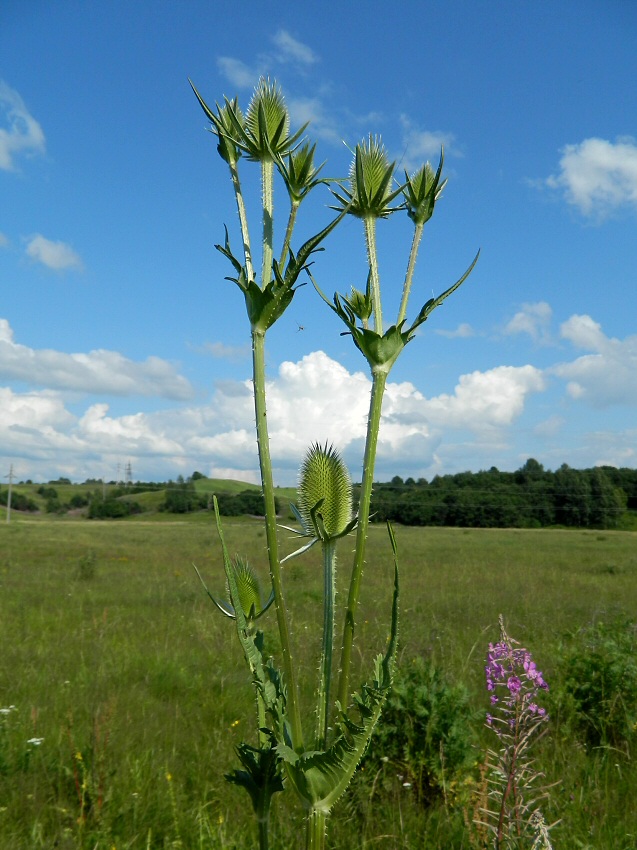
[4,464,14,524]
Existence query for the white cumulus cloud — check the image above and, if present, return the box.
[271,30,317,66]
[25,234,84,272]
[435,322,475,339]
[419,365,546,430]
[546,137,637,218]
[216,57,259,90]
[504,301,553,344]
[0,318,194,399]
[551,315,637,406]
[0,349,552,484]
[399,114,458,174]
[0,80,46,170]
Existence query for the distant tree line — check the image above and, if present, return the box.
[161,476,277,516]
[3,461,635,529]
[365,460,633,529]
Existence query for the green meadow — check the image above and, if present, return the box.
[1,517,636,848]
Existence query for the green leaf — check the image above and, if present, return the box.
[407,250,480,335]
[278,525,399,813]
[225,733,285,815]
[212,498,287,737]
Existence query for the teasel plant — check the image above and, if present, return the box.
[190,75,345,757]
[191,77,400,850]
[321,135,480,710]
[191,76,473,849]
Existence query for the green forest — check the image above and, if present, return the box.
[2,459,636,530]
[367,459,635,529]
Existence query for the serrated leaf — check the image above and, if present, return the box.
[278,526,399,812]
[408,250,480,334]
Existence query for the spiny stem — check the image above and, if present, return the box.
[316,539,336,750]
[229,160,254,281]
[363,215,383,334]
[279,200,299,269]
[261,158,274,287]
[256,687,267,749]
[252,328,303,750]
[397,221,424,325]
[337,368,387,708]
[306,808,327,850]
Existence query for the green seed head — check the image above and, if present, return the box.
[403,149,447,226]
[229,556,262,620]
[214,98,244,165]
[244,77,292,161]
[297,443,353,539]
[333,135,402,220]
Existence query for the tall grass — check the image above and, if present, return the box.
[1,519,636,847]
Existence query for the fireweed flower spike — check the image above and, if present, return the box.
[479,616,557,849]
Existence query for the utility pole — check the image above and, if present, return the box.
[5,464,14,524]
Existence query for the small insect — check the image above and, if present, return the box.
[297,324,305,332]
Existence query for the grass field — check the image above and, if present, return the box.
[1,517,636,848]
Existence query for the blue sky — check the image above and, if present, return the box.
[1,0,636,486]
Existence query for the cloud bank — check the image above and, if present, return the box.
[25,234,84,272]
[0,80,46,170]
[0,319,194,399]
[546,137,637,218]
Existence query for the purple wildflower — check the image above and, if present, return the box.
[507,675,522,694]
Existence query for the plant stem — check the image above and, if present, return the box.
[363,215,383,334]
[306,808,327,850]
[279,200,299,269]
[337,368,388,708]
[261,158,274,287]
[256,687,267,749]
[257,810,270,850]
[251,328,303,750]
[316,539,336,750]
[397,221,424,325]
[229,160,254,281]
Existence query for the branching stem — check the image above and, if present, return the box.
[397,221,424,326]
[337,368,387,708]
[363,215,383,334]
[229,160,254,281]
[279,200,300,269]
[252,328,303,750]
[261,159,274,287]
[316,539,336,750]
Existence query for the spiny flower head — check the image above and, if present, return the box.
[228,556,264,620]
[402,149,447,226]
[189,80,244,166]
[278,141,326,204]
[243,77,305,162]
[333,135,403,219]
[297,442,353,540]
